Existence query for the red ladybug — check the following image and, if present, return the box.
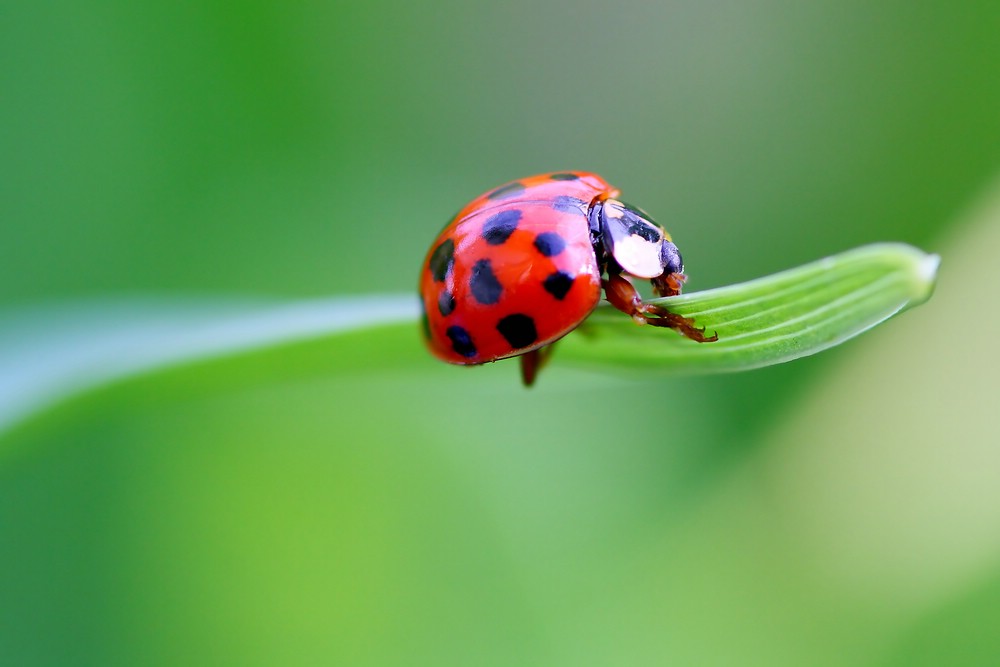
[419,171,716,385]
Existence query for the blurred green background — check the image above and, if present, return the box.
[3,1,1000,665]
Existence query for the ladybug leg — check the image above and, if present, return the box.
[519,344,555,387]
[651,271,686,297]
[603,274,718,343]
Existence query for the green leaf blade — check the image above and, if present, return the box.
[559,243,939,374]
[0,244,938,437]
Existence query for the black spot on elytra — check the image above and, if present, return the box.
[446,326,477,358]
[487,181,525,200]
[481,209,521,245]
[534,232,566,257]
[549,172,580,181]
[542,271,575,300]
[496,314,537,349]
[552,195,585,214]
[429,239,455,282]
[469,259,503,305]
[437,290,456,316]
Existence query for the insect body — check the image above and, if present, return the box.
[419,171,716,385]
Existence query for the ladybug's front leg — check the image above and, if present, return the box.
[603,274,718,343]
[651,271,686,297]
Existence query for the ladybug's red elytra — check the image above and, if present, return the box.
[419,171,717,386]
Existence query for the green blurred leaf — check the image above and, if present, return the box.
[0,296,419,436]
[559,242,938,374]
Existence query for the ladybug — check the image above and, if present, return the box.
[419,171,717,385]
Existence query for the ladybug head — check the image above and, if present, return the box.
[660,238,683,276]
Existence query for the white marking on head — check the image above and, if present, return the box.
[603,199,625,218]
